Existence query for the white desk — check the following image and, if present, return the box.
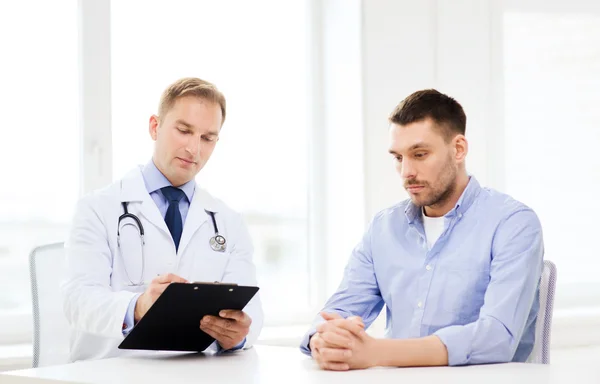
[2,346,599,384]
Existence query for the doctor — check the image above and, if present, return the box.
[62,77,263,362]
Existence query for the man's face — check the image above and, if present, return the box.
[388,118,461,208]
[149,96,222,186]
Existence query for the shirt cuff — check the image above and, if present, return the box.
[434,325,471,366]
[299,328,318,356]
[217,338,246,353]
[122,293,142,336]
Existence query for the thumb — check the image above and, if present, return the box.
[155,273,189,284]
[320,312,343,321]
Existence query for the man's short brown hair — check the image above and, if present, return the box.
[158,77,226,125]
[388,89,466,141]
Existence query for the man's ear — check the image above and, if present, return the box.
[454,135,468,163]
[149,115,160,141]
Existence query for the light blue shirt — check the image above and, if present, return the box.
[300,177,544,366]
[122,161,244,351]
[142,159,196,223]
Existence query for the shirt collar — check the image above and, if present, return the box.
[404,176,481,223]
[141,159,196,202]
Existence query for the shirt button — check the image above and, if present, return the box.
[426,265,432,271]
[417,301,423,308]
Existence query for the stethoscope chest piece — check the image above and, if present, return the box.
[210,234,227,252]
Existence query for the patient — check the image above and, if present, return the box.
[300,89,544,370]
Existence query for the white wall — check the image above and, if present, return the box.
[362,0,436,218]
[362,0,499,219]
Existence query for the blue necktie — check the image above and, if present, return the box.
[161,186,185,251]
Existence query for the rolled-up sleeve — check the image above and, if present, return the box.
[435,209,544,365]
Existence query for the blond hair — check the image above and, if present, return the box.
[158,77,226,125]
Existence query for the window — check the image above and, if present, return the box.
[503,11,600,306]
[111,0,312,323]
[0,0,78,342]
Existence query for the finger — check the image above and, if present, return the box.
[319,330,354,348]
[146,283,167,300]
[317,319,364,339]
[200,321,236,340]
[200,324,234,344]
[311,343,321,360]
[201,317,243,335]
[151,275,162,284]
[320,312,343,321]
[320,361,350,371]
[200,322,229,337]
[154,274,173,284]
[319,324,355,343]
[219,310,251,326]
[316,320,338,333]
[151,283,170,295]
[317,320,356,336]
[311,349,320,362]
[155,273,188,284]
[200,324,221,339]
[203,315,237,330]
[309,333,321,351]
[319,347,352,363]
[165,273,188,283]
[347,316,365,328]
[311,334,326,350]
[331,319,366,338]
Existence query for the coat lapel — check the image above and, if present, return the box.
[119,167,170,238]
[177,187,221,255]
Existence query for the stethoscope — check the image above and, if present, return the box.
[117,201,227,286]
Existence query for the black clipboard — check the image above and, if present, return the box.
[118,282,259,352]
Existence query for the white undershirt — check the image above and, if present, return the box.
[422,209,446,250]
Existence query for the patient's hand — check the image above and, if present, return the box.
[310,312,370,371]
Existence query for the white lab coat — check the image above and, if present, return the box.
[61,167,263,362]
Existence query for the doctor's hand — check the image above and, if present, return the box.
[200,310,251,351]
[310,312,376,371]
[134,273,189,322]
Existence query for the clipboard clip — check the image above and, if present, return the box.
[193,281,239,286]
